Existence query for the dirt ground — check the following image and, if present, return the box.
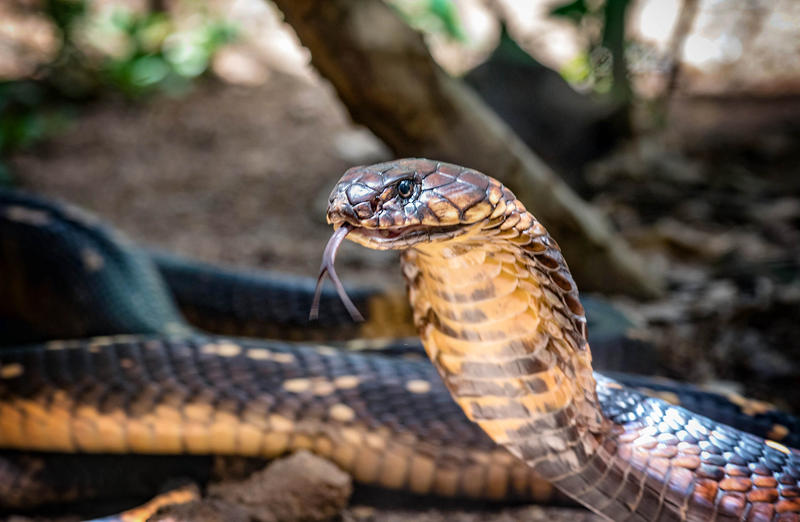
[10,74,401,289]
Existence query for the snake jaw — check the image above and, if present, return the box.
[347,225,472,250]
[341,225,423,249]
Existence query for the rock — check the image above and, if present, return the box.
[206,450,352,521]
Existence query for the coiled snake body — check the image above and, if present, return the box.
[0,160,799,520]
[320,159,800,521]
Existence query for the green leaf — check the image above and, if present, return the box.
[204,21,238,50]
[550,0,589,22]
[428,0,465,41]
[130,55,170,86]
[560,52,592,84]
[110,8,135,32]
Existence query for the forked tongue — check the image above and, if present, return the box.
[309,224,364,322]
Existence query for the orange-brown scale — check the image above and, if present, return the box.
[325,158,800,522]
[0,335,563,504]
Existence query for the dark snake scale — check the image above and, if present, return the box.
[321,159,800,521]
[0,160,799,521]
[0,335,560,503]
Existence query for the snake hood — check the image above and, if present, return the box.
[316,159,800,521]
[316,158,601,461]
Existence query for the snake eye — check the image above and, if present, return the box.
[397,179,414,198]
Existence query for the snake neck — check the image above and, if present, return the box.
[400,195,612,480]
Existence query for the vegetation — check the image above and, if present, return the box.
[551,0,632,101]
[0,0,237,182]
[0,0,636,185]
[390,0,466,41]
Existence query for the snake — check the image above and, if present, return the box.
[0,164,798,520]
[315,158,800,521]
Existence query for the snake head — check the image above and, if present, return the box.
[326,158,498,250]
[312,158,504,321]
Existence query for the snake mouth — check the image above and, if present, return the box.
[338,221,467,250]
[345,225,428,249]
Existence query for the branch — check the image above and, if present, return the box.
[272,0,662,298]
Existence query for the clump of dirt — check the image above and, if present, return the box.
[151,451,352,522]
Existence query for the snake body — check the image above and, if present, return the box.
[1,170,799,519]
[152,250,415,342]
[0,335,561,505]
[323,159,800,521]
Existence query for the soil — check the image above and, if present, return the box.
[10,74,402,290]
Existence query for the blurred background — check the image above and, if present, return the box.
[1,0,799,519]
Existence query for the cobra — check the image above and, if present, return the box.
[315,158,800,521]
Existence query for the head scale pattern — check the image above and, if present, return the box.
[327,159,498,242]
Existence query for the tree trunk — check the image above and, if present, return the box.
[271,0,662,298]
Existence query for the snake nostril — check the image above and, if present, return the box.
[329,191,348,209]
[341,204,358,220]
[353,202,373,219]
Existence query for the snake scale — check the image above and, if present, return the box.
[0,159,798,521]
[318,159,800,521]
